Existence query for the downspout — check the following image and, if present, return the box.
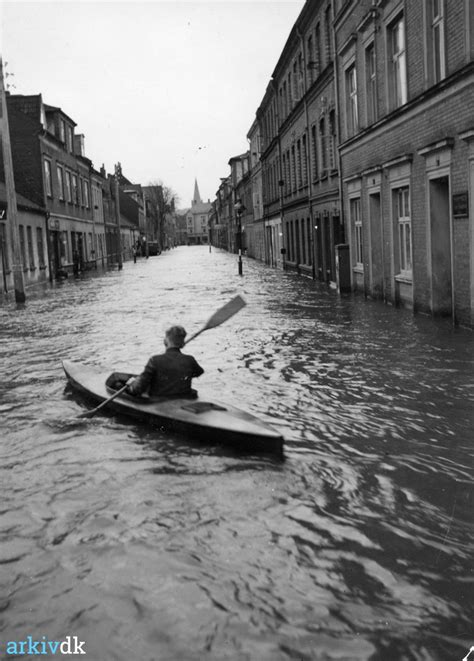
[44,210,53,283]
[297,25,316,279]
[271,78,285,270]
[331,0,349,285]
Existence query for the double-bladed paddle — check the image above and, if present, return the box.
[78,294,246,419]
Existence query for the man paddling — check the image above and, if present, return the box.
[127,325,204,398]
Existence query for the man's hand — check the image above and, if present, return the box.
[126,377,137,395]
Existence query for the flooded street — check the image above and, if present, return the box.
[1,246,473,660]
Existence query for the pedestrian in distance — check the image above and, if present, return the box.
[132,245,137,264]
[127,325,204,398]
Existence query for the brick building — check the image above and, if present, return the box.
[255,0,344,280]
[1,94,102,278]
[0,182,48,293]
[335,0,474,325]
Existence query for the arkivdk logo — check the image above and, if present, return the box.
[2,635,86,655]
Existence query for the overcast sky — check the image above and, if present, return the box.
[1,0,304,208]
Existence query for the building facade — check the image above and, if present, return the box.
[186,180,211,244]
[257,0,344,279]
[335,0,474,326]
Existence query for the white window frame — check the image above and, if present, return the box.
[388,13,407,109]
[365,40,377,125]
[394,186,412,277]
[430,0,446,83]
[57,165,64,200]
[350,197,363,267]
[65,171,72,203]
[345,62,358,136]
[44,159,52,197]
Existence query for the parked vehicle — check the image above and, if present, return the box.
[148,241,160,256]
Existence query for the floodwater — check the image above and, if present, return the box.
[0,246,473,661]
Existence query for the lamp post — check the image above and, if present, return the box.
[234,199,245,276]
[114,163,123,270]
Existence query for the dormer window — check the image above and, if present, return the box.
[59,119,66,144]
[67,127,73,153]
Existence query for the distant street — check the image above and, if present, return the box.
[1,246,473,660]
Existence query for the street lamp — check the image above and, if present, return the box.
[234,199,245,276]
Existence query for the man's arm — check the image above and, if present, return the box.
[191,357,204,378]
[127,357,155,395]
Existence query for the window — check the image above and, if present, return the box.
[315,23,322,75]
[365,42,377,124]
[57,165,64,200]
[83,180,90,208]
[291,145,296,191]
[350,198,363,266]
[298,53,304,99]
[36,227,45,267]
[67,127,73,153]
[328,111,336,171]
[429,0,445,83]
[19,225,26,268]
[395,186,412,274]
[26,226,35,269]
[311,125,318,180]
[324,6,332,64]
[59,120,66,144]
[44,159,52,197]
[345,63,358,135]
[302,134,308,186]
[286,150,291,195]
[65,171,72,203]
[388,14,407,108]
[72,174,79,204]
[320,118,328,174]
[307,35,315,84]
[297,139,302,188]
[293,61,298,101]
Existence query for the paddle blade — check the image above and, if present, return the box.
[203,295,246,331]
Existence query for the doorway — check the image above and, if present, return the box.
[429,176,452,317]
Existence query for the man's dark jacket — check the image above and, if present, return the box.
[132,347,204,397]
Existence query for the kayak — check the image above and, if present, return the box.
[62,360,285,456]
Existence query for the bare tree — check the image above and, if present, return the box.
[144,180,179,250]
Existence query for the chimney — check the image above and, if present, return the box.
[74,134,85,156]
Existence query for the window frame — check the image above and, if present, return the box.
[44,158,52,198]
[394,185,412,277]
[350,196,363,267]
[345,61,359,136]
[57,165,65,201]
[365,40,377,125]
[387,12,408,109]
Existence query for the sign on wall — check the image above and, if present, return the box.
[452,192,468,218]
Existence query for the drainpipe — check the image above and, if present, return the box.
[297,25,316,279]
[271,78,286,271]
[44,211,54,283]
[331,0,349,289]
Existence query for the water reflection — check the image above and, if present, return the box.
[1,247,473,660]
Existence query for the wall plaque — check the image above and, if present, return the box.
[452,192,468,217]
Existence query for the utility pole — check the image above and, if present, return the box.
[0,57,25,303]
[114,163,123,270]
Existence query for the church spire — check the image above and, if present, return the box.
[192,178,202,206]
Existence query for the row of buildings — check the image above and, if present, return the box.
[0,81,181,299]
[210,0,474,328]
